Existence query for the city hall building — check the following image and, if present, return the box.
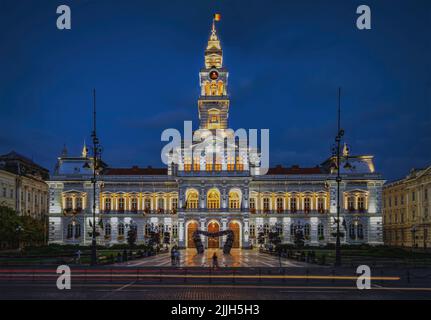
[48,20,384,249]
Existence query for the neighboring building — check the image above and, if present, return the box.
[0,151,50,219]
[48,20,384,248]
[383,165,431,248]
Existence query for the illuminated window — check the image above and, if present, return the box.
[347,196,355,211]
[276,198,284,212]
[172,198,178,209]
[65,197,73,209]
[304,197,311,213]
[358,197,366,212]
[317,198,325,213]
[207,190,220,209]
[250,224,255,238]
[263,198,270,211]
[249,198,256,210]
[104,198,111,211]
[144,198,151,211]
[131,198,138,212]
[236,156,244,171]
[186,191,199,209]
[290,197,297,213]
[206,163,213,171]
[193,162,200,171]
[229,191,240,209]
[184,164,192,171]
[118,198,125,212]
[158,198,165,212]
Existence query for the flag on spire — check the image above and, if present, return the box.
[214,13,221,22]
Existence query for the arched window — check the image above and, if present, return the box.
[186,191,199,209]
[318,224,324,240]
[118,198,125,212]
[105,223,111,237]
[207,190,220,210]
[349,224,356,239]
[67,223,74,239]
[118,223,125,237]
[357,224,364,239]
[74,223,81,238]
[229,191,240,210]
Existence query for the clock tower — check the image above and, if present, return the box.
[198,19,230,132]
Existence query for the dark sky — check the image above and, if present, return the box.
[0,0,430,181]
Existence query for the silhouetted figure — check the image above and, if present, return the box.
[212,252,219,269]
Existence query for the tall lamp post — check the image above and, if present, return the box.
[334,87,343,267]
[89,89,103,266]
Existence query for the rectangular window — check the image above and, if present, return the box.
[290,197,297,213]
[304,198,311,213]
[317,198,325,213]
[263,198,270,211]
[249,198,256,210]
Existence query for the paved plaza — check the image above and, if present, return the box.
[118,249,309,268]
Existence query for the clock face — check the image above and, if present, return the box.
[209,70,219,80]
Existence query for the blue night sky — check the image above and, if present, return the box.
[0,0,430,181]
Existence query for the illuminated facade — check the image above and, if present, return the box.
[383,165,431,248]
[0,151,49,220]
[48,21,384,248]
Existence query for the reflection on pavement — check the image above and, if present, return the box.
[121,249,308,268]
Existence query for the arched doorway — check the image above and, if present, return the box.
[187,221,199,248]
[207,221,220,248]
[228,221,241,248]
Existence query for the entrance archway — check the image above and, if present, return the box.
[207,221,220,248]
[228,221,241,248]
[187,221,199,248]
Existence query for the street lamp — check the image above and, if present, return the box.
[16,225,24,252]
[334,87,344,267]
[87,89,103,266]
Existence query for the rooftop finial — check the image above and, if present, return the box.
[61,144,68,157]
[82,140,89,158]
